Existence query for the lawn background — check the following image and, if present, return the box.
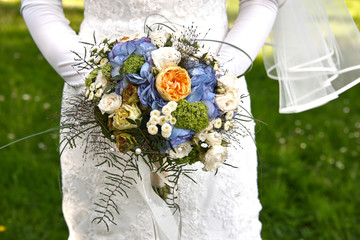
[0,0,359,239]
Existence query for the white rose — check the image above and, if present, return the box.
[206,132,222,146]
[149,30,171,48]
[151,47,181,71]
[215,91,240,112]
[97,92,122,116]
[202,145,228,172]
[217,73,240,92]
[167,141,192,159]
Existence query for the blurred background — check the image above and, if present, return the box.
[0,0,359,239]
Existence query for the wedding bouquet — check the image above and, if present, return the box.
[65,26,251,229]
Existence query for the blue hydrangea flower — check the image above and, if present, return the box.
[168,127,195,148]
[185,62,222,120]
[137,71,167,109]
[109,37,157,93]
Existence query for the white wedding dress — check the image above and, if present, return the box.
[21,0,279,239]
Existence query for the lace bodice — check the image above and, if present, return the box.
[79,0,228,45]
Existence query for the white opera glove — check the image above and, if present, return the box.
[219,0,279,77]
[21,0,87,94]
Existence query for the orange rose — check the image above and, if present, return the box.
[155,66,191,102]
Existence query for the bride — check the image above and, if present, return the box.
[21,0,360,239]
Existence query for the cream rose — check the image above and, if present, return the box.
[205,132,222,146]
[168,141,192,159]
[151,47,181,71]
[98,92,122,116]
[149,30,171,48]
[215,91,240,112]
[112,104,141,130]
[202,145,228,172]
[217,73,240,92]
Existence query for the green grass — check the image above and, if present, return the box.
[0,1,360,239]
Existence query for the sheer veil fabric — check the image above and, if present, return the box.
[264,0,360,113]
[21,0,282,239]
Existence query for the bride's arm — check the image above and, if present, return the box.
[21,0,87,91]
[220,0,279,76]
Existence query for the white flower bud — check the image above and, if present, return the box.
[90,46,98,53]
[89,83,96,92]
[97,46,104,54]
[147,125,158,135]
[100,58,108,67]
[213,118,222,129]
[225,110,234,120]
[108,38,117,45]
[170,116,177,125]
[85,89,90,97]
[150,109,161,117]
[224,121,231,131]
[95,56,102,64]
[87,56,95,62]
[88,92,94,101]
[95,88,103,98]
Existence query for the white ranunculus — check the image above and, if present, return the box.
[150,109,161,117]
[168,141,192,159]
[215,91,240,112]
[205,132,222,146]
[151,47,181,71]
[161,123,172,134]
[149,30,171,48]
[159,116,167,125]
[147,125,158,135]
[100,58,109,67]
[202,145,228,172]
[162,104,173,115]
[149,115,160,125]
[170,116,177,125]
[168,101,177,111]
[97,92,122,116]
[161,131,171,139]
